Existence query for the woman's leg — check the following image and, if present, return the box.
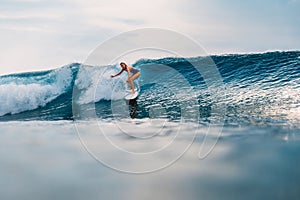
[127,72,140,93]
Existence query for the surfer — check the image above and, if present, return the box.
[111,62,140,94]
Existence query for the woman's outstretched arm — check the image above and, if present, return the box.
[111,69,124,78]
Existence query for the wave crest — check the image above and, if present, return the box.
[0,65,73,116]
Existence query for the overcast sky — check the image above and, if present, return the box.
[0,0,299,75]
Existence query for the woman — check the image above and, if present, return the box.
[111,62,140,94]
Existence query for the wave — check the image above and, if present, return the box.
[0,51,299,127]
[0,65,77,117]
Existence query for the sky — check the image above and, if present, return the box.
[0,0,299,75]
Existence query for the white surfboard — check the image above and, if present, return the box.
[124,89,139,100]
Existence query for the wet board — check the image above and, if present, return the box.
[124,89,139,100]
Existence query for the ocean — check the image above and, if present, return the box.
[1,51,300,199]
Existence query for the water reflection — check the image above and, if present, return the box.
[126,98,138,119]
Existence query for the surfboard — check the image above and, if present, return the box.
[124,89,139,100]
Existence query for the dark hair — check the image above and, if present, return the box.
[120,62,127,66]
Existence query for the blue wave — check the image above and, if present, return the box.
[0,51,299,127]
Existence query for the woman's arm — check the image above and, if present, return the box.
[111,69,124,78]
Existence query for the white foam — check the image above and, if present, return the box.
[75,65,127,104]
[0,66,72,116]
